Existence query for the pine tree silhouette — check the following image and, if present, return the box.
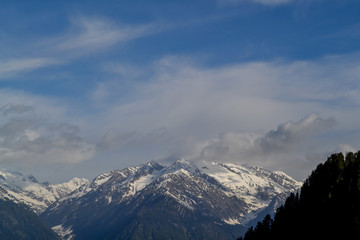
[238,151,360,240]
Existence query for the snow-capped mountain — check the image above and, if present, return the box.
[196,161,301,223]
[0,169,88,214]
[41,160,301,240]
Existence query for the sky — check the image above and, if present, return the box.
[0,0,360,183]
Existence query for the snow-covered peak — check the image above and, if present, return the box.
[47,177,89,200]
[197,161,300,191]
[92,172,113,186]
[51,177,89,190]
[195,161,301,214]
[165,159,201,175]
[0,169,39,190]
[0,169,88,214]
[59,161,166,203]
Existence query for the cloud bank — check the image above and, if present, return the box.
[196,114,336,177]
[87,53,360,179]
[97,53,360,135]
[0,95,94,166]
[259,113,336,154]
[1,51,360,181]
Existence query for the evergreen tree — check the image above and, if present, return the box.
[0,199,59,240]
[238,151,360,240]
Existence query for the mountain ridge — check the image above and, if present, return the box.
[0,169,89,214]
[39,159,301,240]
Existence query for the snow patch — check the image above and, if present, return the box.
[133,174,157,192]
[52,224,75,240]
[239,210,259,225]
[107,196,112,204]
[165,191,195,210]
[223,218,241,225]
[123,172,161,198]
[196,160,301,217]
[94,174,111,186]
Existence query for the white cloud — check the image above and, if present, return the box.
[0,104,34,116]
[0,58,59,79]
[88,53,360,179]
[259,114,336,153]
[1,52,359,181]
[50,17,155,57]
[131,113,337,180]
[98,54,360,137]
[0,91,95,166]
[0,17,157,80]
[0,117,95,165]
[196,114,335,164]
[96,128,168,152]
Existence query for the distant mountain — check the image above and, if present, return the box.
[0,198,59,240]
[40,160,301,240]
[238,151,360,240]
[0,169,89,214]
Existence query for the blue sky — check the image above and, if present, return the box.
[0,0,360,182]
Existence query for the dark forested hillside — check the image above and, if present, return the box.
[238,151,360,240]
[0,199,59,240]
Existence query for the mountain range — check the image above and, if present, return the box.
[0,160,301,240]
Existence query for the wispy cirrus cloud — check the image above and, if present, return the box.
[1,17,158,79]
[0,57,59,79]
[324,23,360,40]
[219,0,295,6]
[49,17,156,56]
